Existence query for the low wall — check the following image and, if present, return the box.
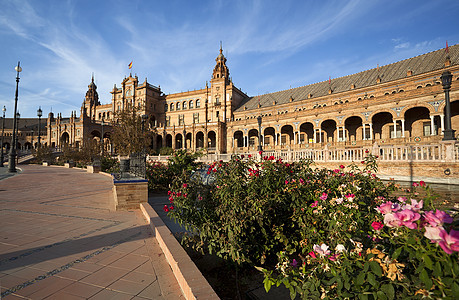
[112,179,148,210]
[140,203,219,300]
[312,161,459,185]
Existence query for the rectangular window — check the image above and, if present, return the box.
[178,114,184,126]
[165,116,170,127]
[249,137,256,146]
[193,113,199,124]
[364,127,371,139]
[281,135,287,145]
[216,111,219,120]
[299,133,305,143]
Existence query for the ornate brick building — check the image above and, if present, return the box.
[44,44,459,155]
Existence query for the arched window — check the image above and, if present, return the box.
[183,101,187,109]
[189,100,194,109]
[107,112,110,118]
[176,102,181,110]
[196,99,201,108]
[170,103,174,111]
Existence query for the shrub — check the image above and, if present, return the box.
[167,154,458,299]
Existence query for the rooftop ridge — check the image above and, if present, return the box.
[237,44,458,112]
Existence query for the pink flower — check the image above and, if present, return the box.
[319,192,328,201]
[259,151,263,155]
[334,169,340,173]
[419,180,426,187]
[402,199,423,212]
[438,229,459,254]
[371,221,384,231]
[376,202,395,214]
[183,183,188,188]
[169,205,174,210]
[397,196,407,202]
[291,259,298,267]
[424,226,443,242]
[198,196,203,201]
[169,196,174,203]
[163,205,169,212]
[412,182,419,187]
[336,197,344,204]
[310,201,318,208]
[393,209,421,229]
[425,210,453,227]
[345,193,355,202]
[285,180,289,185]
[248,154,252,158]
[339,164,345,169]
[383,213,402,228]
[299,178,305,184]
[313,244,331,257]
[328,254,339,261]
[308,251,317,258]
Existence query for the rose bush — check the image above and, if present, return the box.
[167,153,458,299]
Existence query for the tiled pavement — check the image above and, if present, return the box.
[0,165,184,299]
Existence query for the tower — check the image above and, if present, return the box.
[82,75,100,120]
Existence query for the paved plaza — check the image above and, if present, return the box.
[0,165,184,299]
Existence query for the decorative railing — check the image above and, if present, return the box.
[147,142,458,164]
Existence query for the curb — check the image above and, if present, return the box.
[140,203,219,300]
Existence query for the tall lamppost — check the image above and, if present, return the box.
[101,118,104,155]
[16,111,20,152]
[37,107,42,149]
[257,115,263,152]
[441,70,456,141]
[141,114,148,153]
[8,62,21,172]
[0,106,6,167]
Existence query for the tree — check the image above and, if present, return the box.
[110,105,154,156]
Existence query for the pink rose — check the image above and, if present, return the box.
[393,209,421,229]
[383,213,402,228]
[424,226,443,242]
[424,210,453,227]
[183,183,188,188]
[310,201,318,208]
[319,192,328,201]
[419,180,426,187]
[438,229,459,254]
[313,244,331,257]
[376,202,395,214]
[402,199,423,212]
[371,221,384,231]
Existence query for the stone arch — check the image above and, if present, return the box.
[175,133,183,149]
[263,127,276,147]
[299,122,314,143]
[24,142,32,150]
[404,106,431,138]
[371,112,393,140]
[369,109,396,121]
[451,100,459,138]
[320,119,337,143]
[186,132,192,148]
[165,134,173,148]
[344,116,363,141]
[280,125,294,145]
[156,135,163,149]
[208,131,216,149]
[196,131,204,149]
[61,132,70,145]
[248,129,258,148]
[400,103,435,116]
[233,130,244,148]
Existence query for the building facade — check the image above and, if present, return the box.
[42,44,459,155]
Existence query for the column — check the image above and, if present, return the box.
[275,133,278,146]
[263,135,265,146]
[362,123,366,140]
[393,120,397,138]
[430,115,435,136]
[369,123,373,140]
[401,119,405,137]
[440,114,445,135]
[319,129,322,143]
[293,132,297,145]
[342,126,346,141]
[313,129,317,143]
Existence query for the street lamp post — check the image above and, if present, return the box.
[8,62,21,172]
[101,119,104,155]
[257,115,263,152]
[141,114,148,153]
[0,106,6,167]
[441,70,456,141]
[37,107,42,149]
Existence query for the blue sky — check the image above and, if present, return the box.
[1,0,459,118]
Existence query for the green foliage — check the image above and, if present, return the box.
[159,147,174,155]
[167,154,458,299]
[32,146,54,164]
[101,155,119,173]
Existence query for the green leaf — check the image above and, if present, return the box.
[344,279,351,291]
[392,247,402,259]
[264,278,272,292]
[358,294,369,300]
[356,271,366,286]
[422,254,433,270]
[381,284,395,300]
[376,290,388,300]
[369,261,383,277]
[367,272,377,287]
[433,261,442,277]
[419,268,433,290]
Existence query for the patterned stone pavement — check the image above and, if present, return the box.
[0,165,184,299]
